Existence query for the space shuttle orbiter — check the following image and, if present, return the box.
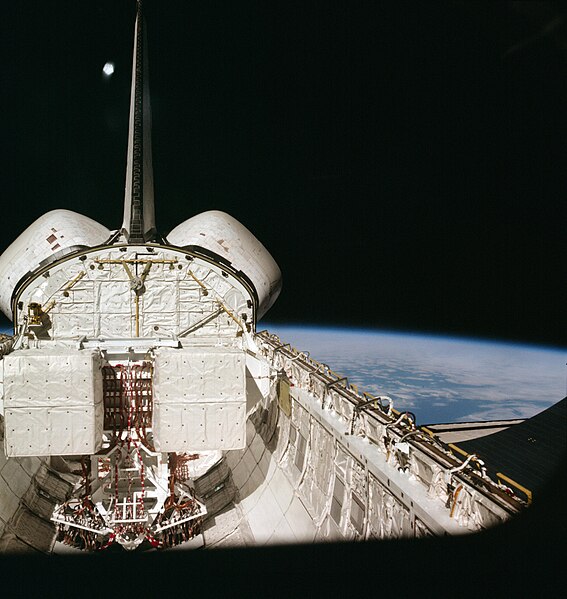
[0,1,533,553]
[0,0,281,551]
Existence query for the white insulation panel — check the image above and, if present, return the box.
[153,347,246,451]
[3,349,104,457]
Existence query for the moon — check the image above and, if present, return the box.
[102,62,115,77]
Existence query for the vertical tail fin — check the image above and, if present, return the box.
[122,0,157,243]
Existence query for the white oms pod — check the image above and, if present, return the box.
[0,210,111,320]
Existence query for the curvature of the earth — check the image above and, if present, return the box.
[262,324,566,424]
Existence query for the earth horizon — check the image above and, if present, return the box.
[261,323,566,425]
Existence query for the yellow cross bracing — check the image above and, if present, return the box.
[121,261,152,284]
[94,259,178,264]
[42,299,56,314]
[185,269,245,332]
[92,258,245,336]
[215,299,245,332]
[62,270,86,293]
[93,258,178,337]
[187,270,209,295]
[27,271,86,325]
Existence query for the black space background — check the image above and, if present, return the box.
[1,0,565,346]
[0,1,565,591]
